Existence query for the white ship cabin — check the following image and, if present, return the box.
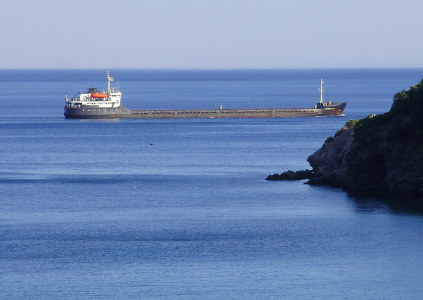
[65,87,122,108]
[65,71,122,108]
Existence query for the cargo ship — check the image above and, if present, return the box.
[64,72,346,119]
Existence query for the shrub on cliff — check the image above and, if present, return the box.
[391,80,423,122]
[335,119,358,137]
[324,119,360,144]
[350,79,423,145]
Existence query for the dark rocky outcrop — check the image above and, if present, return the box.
[267,79,423,197]
[266,169,314,181]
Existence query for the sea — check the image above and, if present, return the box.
[1,69,423,299]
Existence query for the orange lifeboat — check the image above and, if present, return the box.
[91,92,108,98]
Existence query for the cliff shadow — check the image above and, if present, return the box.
[346,191,423,215]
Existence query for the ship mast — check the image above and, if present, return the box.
[107,70,114,93]
[319,79,324,103]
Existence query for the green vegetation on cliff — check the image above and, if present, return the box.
[325,119,358,143]
[355,79,423,143]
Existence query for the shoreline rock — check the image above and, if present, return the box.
[267,79,423,198]
[265,169,314,181]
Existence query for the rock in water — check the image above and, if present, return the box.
[266,169,314,181]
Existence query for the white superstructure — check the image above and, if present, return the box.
[65,71,122,109]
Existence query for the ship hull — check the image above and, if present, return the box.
[64,103,346,119]
[64,106,133,119]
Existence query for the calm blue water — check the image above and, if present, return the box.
[1,69,423,299]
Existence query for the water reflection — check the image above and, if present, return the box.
[347,192,423,215]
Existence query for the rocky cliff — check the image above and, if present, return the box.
[268,79,423,197]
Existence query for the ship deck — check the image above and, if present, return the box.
[127,107,323,118]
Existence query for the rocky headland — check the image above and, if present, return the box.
[267,79,423,197]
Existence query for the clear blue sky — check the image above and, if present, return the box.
[1,0,422,69]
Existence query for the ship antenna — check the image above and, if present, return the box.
[319,79,324,103]
[107,70,114,93]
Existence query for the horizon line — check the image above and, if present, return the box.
[1,67,423,71]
